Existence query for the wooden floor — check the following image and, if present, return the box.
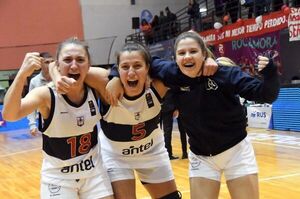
[1,127,300,199]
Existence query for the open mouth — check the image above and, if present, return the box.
[68,74,80,80]
[127,80,138,87]
[184,63,195,68]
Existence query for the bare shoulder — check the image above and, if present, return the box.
[30,85,51,97]
[86,67,109,98]
[28,86,51,107]
[90,67,109,77]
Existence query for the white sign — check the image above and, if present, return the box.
[288,7,300,41]
[247,106,272,129]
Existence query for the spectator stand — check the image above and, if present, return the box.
[125,0,299,46]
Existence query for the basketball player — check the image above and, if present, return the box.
[2,38,114,199]
[27,52,54,136]
[51,42,182,199]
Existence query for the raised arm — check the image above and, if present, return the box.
[150,56,218,87]
[106,56,218,103]
[256,56,280,102]
[85,67,110,102]
[105,76,124,106]
[234,56,280,103]
[48,61,77,94]
[49,62,109,102]
[3,53,49,121]
[27,80,39,135]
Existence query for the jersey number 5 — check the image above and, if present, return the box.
[131,123,146,141]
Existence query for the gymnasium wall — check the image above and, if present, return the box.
[1,0,191,70]
[79,0,188,65]
[279,29,300,84]
[0,0,84,70]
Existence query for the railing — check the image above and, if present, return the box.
[125,0,298,45]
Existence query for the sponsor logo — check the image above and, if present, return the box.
[180,86,190,92]
[145,93,154,108]
[190,156,201,170]
[60,111,68,114]
[122,139,153,155]
[107,168,114,173]
[48,184,61,197]
[88,100,96,116]
[134,112,141,121]
[206,78,218,91]
[61,155,95,173]
[48,184,61,193]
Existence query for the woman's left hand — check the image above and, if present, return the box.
[257,56,269,71]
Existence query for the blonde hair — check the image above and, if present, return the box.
[216,57,237,67]
[206,47,215,59]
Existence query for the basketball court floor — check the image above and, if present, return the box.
[1,127,300,199]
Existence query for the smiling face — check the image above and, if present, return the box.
[58,43,90,88]
[175,38,207,78]
[174,31,208,78]
[118,50,149,97]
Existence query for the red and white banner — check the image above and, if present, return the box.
[199,10,289,45]
[288,7,300,41]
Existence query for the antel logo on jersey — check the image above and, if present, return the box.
[122,138,153,155]
[61,155,95,173]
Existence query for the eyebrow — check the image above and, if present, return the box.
[177,47,198,51]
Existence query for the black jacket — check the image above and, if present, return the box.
[151,57,280,156]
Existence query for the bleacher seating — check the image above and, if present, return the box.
[272,88,300,132]
[125,0,298,45]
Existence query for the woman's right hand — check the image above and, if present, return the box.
[48,62,76,94]
[19,52,42,77]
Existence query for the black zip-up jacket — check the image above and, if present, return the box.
[150,57,280,156]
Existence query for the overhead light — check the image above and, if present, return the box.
[199,8,207,13]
